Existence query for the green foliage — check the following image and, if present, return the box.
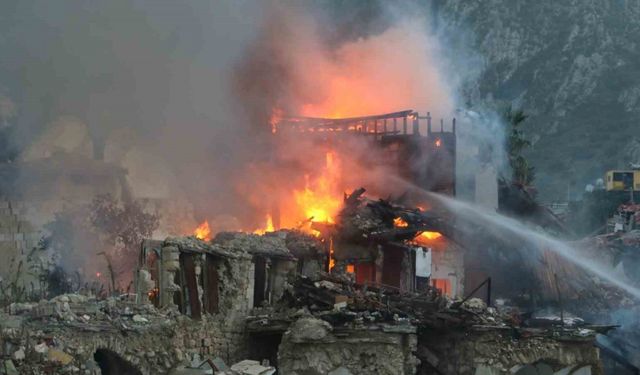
[503,105,535,185]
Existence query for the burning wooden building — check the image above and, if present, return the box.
[268,110,464,298]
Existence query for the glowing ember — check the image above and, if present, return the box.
[328,237,335,271]
[148,288,159,300]
[194,220,211,241]
[394,217,409,228]
[346,264,355,274]
[254,214,275,235]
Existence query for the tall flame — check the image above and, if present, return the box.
[194,220,211,241]
[292,151,343,225]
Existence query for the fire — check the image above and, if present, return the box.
[394,217,442,242]
[148,288,159,300]
[435,138,442,147]
[286,19,454,120]
[292,151,343,225]
[253,214,275,235]
[328,237,335,271]
[394,217,409,228]
[269,107,283,134]
[415,231,443,244]
[420,231,442,240]
[194,220,211,241]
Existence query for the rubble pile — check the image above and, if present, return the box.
[0,189,615,374]
[0,292,211,374]
[0,289,259,375]
[333,189,450,242]
[275,270,609,337]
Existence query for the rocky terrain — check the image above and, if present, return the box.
[435,0,640,201]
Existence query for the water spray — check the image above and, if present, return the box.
[399,180,640,300]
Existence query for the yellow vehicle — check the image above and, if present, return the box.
[605,170,640,191]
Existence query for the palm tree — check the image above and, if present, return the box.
[504,105,535,185]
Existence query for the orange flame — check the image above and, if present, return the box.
[420,231,442,240]
[328,237,335,271]
[292,151,343,225]
[413,231,446,250]
[194,220,211,241]
[394,217,409,228]
[254,214,275,235]
[346,264,355,274]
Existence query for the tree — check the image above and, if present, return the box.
[89,194,159,291]
[89,194,159,253]
[504,105,535,186]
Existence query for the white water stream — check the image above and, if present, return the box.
[406,185,640,300]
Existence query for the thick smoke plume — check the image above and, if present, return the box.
[232,2,461,228]
[0,1,494,286]
[235,2,454,125]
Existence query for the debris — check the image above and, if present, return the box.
[230,360,276,375]
[328,367,353,375]
[34,343,48,354]
[286,317,333,342]
[47,348,74,365]
[11,348,24,361]
[132,314,149,323]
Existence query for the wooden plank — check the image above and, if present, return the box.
[282,110,414,124]
[180,253,201,319]
[204,255,219,314]
[254,257,267,307]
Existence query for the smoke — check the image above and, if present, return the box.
[0,0,269,280]
[0,1,505,285]
[235,2,454,124]
[231,1,476,226]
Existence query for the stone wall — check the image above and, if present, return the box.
[278,317,418,375]
[1,308,242,374]
[418,328,602,375]
[148,241,255,364]
[0,283,257,375]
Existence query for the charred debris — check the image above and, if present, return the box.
[0,189,614,375]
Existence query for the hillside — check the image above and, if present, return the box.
[436,0,640,201]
